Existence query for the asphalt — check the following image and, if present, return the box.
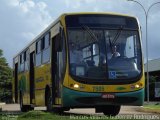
[0,104,159,115]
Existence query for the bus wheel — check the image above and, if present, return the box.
[46,90,52,111]
[20,92,33,112]
[20,92,23,111]
[53,108,64,114]
[102,105,121,116]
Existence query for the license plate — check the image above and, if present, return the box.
[102,93,115,99]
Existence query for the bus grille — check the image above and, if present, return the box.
[75,97,138,105]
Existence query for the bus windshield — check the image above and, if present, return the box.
[66,15,142,83]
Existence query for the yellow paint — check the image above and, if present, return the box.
[55,98,61,105]
[34,89,45,106]
[63,73,145,93]
[34,63,51,106]
[18,71,30,105]
[32,99,35,104]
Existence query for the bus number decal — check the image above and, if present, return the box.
[93,86,104,92]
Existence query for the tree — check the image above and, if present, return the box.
[0,49,12,103]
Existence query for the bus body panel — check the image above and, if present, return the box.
[34,63,51,106]
[63,74,145,93]
[18,72,30,105]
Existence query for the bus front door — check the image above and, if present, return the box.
[51,34,62,105]
[14,63,18,103]
[29,52,35,104]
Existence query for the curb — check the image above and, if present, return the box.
[0,103,6,106]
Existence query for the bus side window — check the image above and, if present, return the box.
[42,33,50,64]
[24,50,29,71]
[20,53,24,72]
[53,29,66,81]
[36,40,42,66]
[60,30,66,79]
[24,51,27,71]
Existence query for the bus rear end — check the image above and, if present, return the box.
[62,13,144,116]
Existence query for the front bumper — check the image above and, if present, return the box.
[62,87,144,108]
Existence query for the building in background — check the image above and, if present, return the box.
[144,59,160,101]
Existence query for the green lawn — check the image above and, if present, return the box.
[143,103,160,109]
[0,110,133,120]
[0,111,69,120]
[17,111,120,120]
[17,111,70,120]
[1,110,159,120]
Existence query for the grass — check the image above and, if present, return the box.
[17,111,69,120]
[137,103,160,114]
[143,103,160,109]
[17,111,118,120]
[0,110,132,120]
[1,110,159,120]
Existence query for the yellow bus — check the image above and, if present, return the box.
[13,12,144,116]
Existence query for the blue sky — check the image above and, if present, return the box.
[0,0,160,66]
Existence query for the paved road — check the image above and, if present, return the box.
[0,104,154,115]
[68,106,150,115]
[1,104,160,120]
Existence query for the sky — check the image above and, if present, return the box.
[0,0,160,66]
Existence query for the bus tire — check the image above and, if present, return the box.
[102,105,121,116]
[46,89,52,111]
[20,92,33,112]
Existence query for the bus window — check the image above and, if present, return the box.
[42,33,50,63]
[36,40,41,53]
[105,30,141,79]
[36,40,41,66]
[24,50,29,71]
[45,33,50,48]
[82,43,100,66]
[125,36,135,58]
[67,26,141,81]
[24,51,27,71]
[20,53,24,72]
[59,30,66,79]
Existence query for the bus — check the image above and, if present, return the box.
[13,12,144,116]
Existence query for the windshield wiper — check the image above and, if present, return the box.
[108,35,113,54]
[82,25,98,42]
[106,26,123,54]
[112,26,123,45]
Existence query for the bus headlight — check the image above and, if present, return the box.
[135,84,140,88]
[135,83,142,89]
[74,84,79,88]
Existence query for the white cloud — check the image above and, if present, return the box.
[0,0,52,66]
[64,0,81,9]
[20,0,35,13]
[64,0,70,8]
[8,0,19,7]
[9,0,35,13]
[37,2,47,10]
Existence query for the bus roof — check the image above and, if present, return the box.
[64,12,137,18]
[13,12,138,59]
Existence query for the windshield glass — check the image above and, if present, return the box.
[67,28,142,82]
